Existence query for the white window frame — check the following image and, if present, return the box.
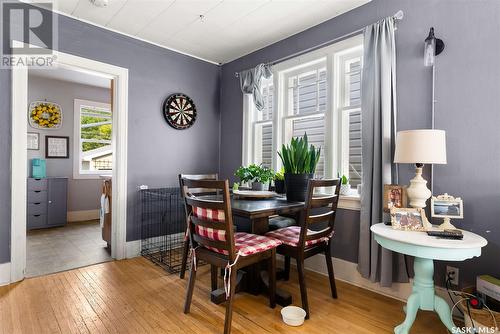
[241,35,363,209]
[335,47,363,182]
[241,77,274,168]
[73,98,112,179]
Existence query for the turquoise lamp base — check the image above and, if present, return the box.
[395,257,455,334]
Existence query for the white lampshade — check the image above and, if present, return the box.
[394,129,447,164]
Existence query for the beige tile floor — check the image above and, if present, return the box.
[26,220,112,277]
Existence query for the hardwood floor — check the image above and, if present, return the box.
[0,257,450,333]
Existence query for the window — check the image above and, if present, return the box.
[284,64,327,178]
[242,36,363,193]
[74,99,112,178]
[242,78,274,169]
[339,53,363,187]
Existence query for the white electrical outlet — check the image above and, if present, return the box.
[446,266,459,286]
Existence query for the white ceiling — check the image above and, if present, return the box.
[52,0,370,64]
[29,66,111,88]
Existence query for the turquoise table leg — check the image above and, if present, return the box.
[394,257,455,334]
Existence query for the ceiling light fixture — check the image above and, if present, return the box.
[89,0,108,8]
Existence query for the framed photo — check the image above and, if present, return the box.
[383,184,407,212]
[45,136,69,159]
[390,207,427,231]
[431,194,463,219]
[27,132,39,150]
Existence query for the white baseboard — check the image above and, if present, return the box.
[67,209,99,222]
[125,240,141,259]
[0,262,11,286]
[301,254,412,302]
[297,254,461,317]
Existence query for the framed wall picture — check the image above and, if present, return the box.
[383,184,407,212]
[390,207,427,231]
[27,132,40,150]
[45,136,69,159]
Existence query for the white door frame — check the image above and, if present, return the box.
[10,48,129,282]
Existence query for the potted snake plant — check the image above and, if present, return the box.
[278,133,321,202]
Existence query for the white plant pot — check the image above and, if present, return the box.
[340,184,351,195]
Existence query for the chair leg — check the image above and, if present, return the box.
[223,266,238,334]
[284,256,291,281]
[296,259,310,319]
[179,239,190,279]
[325,244,338,299]
[211,264,218,291]
[183,258,197,314]
[267,250,276,308]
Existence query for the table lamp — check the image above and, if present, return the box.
[394,130,447,209]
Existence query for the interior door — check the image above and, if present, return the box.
[47,178,68,226]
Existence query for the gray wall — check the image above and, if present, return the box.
[219,0,500,287]
[0,4,221,263]
[27,75,111,212]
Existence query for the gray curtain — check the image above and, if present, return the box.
[357,16,409,287]
[239,63,272,111]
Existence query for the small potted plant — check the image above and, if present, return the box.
[340,175,351,195]
[274,167,286,194]
[235,164,274,191]
[278,133,321,202]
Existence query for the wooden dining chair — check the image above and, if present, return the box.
[265,179,341,319]
[182,178,282,334]
[178,173,218,279]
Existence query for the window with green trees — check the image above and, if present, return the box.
[75,99,112,176]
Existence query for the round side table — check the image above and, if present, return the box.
[370,224,487,334]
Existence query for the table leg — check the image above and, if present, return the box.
[434,295,455,332]
[394,257,455,334]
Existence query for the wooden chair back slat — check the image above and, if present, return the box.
[192,234,229,252]
[179,173,218,195]
[304,229,332,241]
[190,215,226,231]
[309,195,337,208]
[185,197,225,210]
[307,211,334,225]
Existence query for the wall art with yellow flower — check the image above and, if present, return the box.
[28,101,63,130]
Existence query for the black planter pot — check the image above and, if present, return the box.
[274,179,285,194]
[284,173,313,202]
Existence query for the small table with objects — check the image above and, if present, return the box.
[370,223,487,334]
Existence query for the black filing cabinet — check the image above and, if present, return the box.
[27,177,68,230]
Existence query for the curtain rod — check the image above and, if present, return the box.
[235,10,404,78]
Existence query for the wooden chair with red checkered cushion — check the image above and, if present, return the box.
[265,178,341,319]
[181,178,282,334]
[178,173,218,279]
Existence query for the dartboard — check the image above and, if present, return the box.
[162,94,197,130]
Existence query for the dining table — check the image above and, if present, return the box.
[205,194,305,307]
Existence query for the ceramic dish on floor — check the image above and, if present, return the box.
[281,306,306,326]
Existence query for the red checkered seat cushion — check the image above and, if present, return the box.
[192,207,282,256]
[265,226,331,248]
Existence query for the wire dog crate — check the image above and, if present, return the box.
[140,187,187,273]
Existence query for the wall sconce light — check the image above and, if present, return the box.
[424,27,445,67]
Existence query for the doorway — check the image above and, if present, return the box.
[11,49,128,282]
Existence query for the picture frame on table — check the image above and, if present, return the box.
[45,135,69,159]
[383,184,407,212]
[390,207,427,231]
[27,132,39,150]
[431,194,463,219]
